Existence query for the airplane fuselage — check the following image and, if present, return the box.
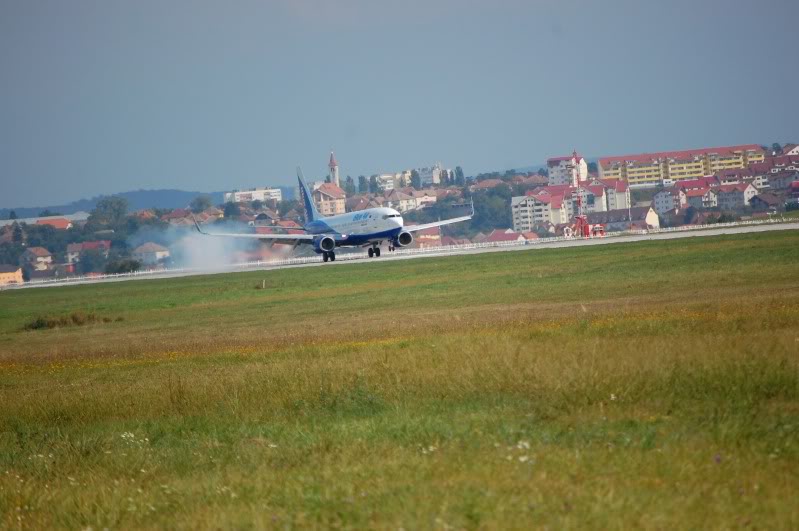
[303,207,405,248]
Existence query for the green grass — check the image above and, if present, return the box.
[1,231,798,528]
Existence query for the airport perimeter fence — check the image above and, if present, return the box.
[3,216,797,290]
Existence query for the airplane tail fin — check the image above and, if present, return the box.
[297,167,321,223]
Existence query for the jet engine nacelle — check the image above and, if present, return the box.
[313,235,336,253]
[393,231,414,248]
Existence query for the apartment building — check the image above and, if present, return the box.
[547,151,589,186]
[224,187,283,203]
[510,179,630,232]
[598,144,765,188]
[312,183,347,216]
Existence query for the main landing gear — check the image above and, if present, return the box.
[367,246,381,258]
[322,251,336,262]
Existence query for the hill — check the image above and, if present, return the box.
[0,189,226,219]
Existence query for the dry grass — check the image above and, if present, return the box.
[0,231,798,528]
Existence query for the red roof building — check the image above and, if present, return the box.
[36,218,72,230]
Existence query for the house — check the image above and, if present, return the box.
[35,218,73,230]
[768,172,799,190]
[410,226,441,248]
[484,229,527,243]
[585,207,660,231]
[20,247,53,271]
[716,183,757,210]
[66,240,112,263]
[685,188,718,209]
[783,144,799,156]
[382,190,417,213]
[749,193,782,211]
[312,183,346,216]
[0,265,23,286]
[471,179,505,192]
[441,236,471,246]
[654,189,687,215]
[412,190,438,209]
[132,243,170,266]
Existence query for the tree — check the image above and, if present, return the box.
[223,202,241,218]
[587,162,598,174]
[12,222,23,244]
[251,199,264,211]
[772,143,783,155]
[105,259,141,274]
[88,197,128,228]
[278,199,299,217]
[455,166,465,187]
[358,175,368,193]
[78,249,107,274]
[38,209,63,217]
[411,170,422,190]
[325,175,331,183]
[9,211,17,220]
[537,168,547,177]
[190,195,212,213]
[344,176,356,196]
[369,175,379,194]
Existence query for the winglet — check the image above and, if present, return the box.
[191,214,207,235]
[470,197,475,217]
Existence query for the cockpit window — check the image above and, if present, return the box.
[382,214,401,219]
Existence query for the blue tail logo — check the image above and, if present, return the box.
[297,167,321,223]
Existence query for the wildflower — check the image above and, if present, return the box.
[610,394,617,401]
[518,456,529,463]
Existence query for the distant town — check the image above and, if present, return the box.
[1,142,798,286]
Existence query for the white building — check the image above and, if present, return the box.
[653,189,687,215]
[133,243,170,266]
[224,187,283,203]
[547,151,589,187]
[716,183,757,210]
[416,163,445,186]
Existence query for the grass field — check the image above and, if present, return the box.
[1,231,798,529]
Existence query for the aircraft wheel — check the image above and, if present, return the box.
[368,248,374,258]
[322,252,329,262]
[330,251,336,261]
[375,247,381,257]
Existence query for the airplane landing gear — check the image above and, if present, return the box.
[368,248,374,258]
[322,251,336,262]
[367,246,381,258]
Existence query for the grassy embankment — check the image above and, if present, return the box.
[1,231,798,528]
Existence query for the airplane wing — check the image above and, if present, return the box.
[403,200,474,233]
[193,217,315,242]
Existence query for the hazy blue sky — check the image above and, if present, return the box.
[1,0,797,208]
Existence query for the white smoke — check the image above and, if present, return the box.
[128,222,294,271]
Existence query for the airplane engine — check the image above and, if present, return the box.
[314,235,336,253]
[393,231,414,248]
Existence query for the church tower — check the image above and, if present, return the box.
[328,152,340,187]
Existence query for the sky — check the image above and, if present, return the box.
[1,0,797,208]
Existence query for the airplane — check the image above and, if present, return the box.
[193,168,473,262]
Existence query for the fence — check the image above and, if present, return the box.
[4,216,798,290]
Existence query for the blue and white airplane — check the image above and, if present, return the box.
[194,168,473,262]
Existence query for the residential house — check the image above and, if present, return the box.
[782,144,799,156]
[749,193,782,211]
[0,265,23,286]
[312,183,346,216]
[412,190,438,209]
[441,236,471,246]
[66,240,112,264]
[20,247,53,271]
[685,188,718,209]
[585,207,660,231]
[411,226,441,248]
[484,229,527,243]
[133,243,170,266]
[35,218,73,230]
[768,171,799,190]
[654,189,687,215]
[471,178,505,192]
[382,190,417,213]
[716,183,757,210]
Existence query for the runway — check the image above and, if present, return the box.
[6,220,799,290]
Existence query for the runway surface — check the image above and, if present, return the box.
[6,221,799,290]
